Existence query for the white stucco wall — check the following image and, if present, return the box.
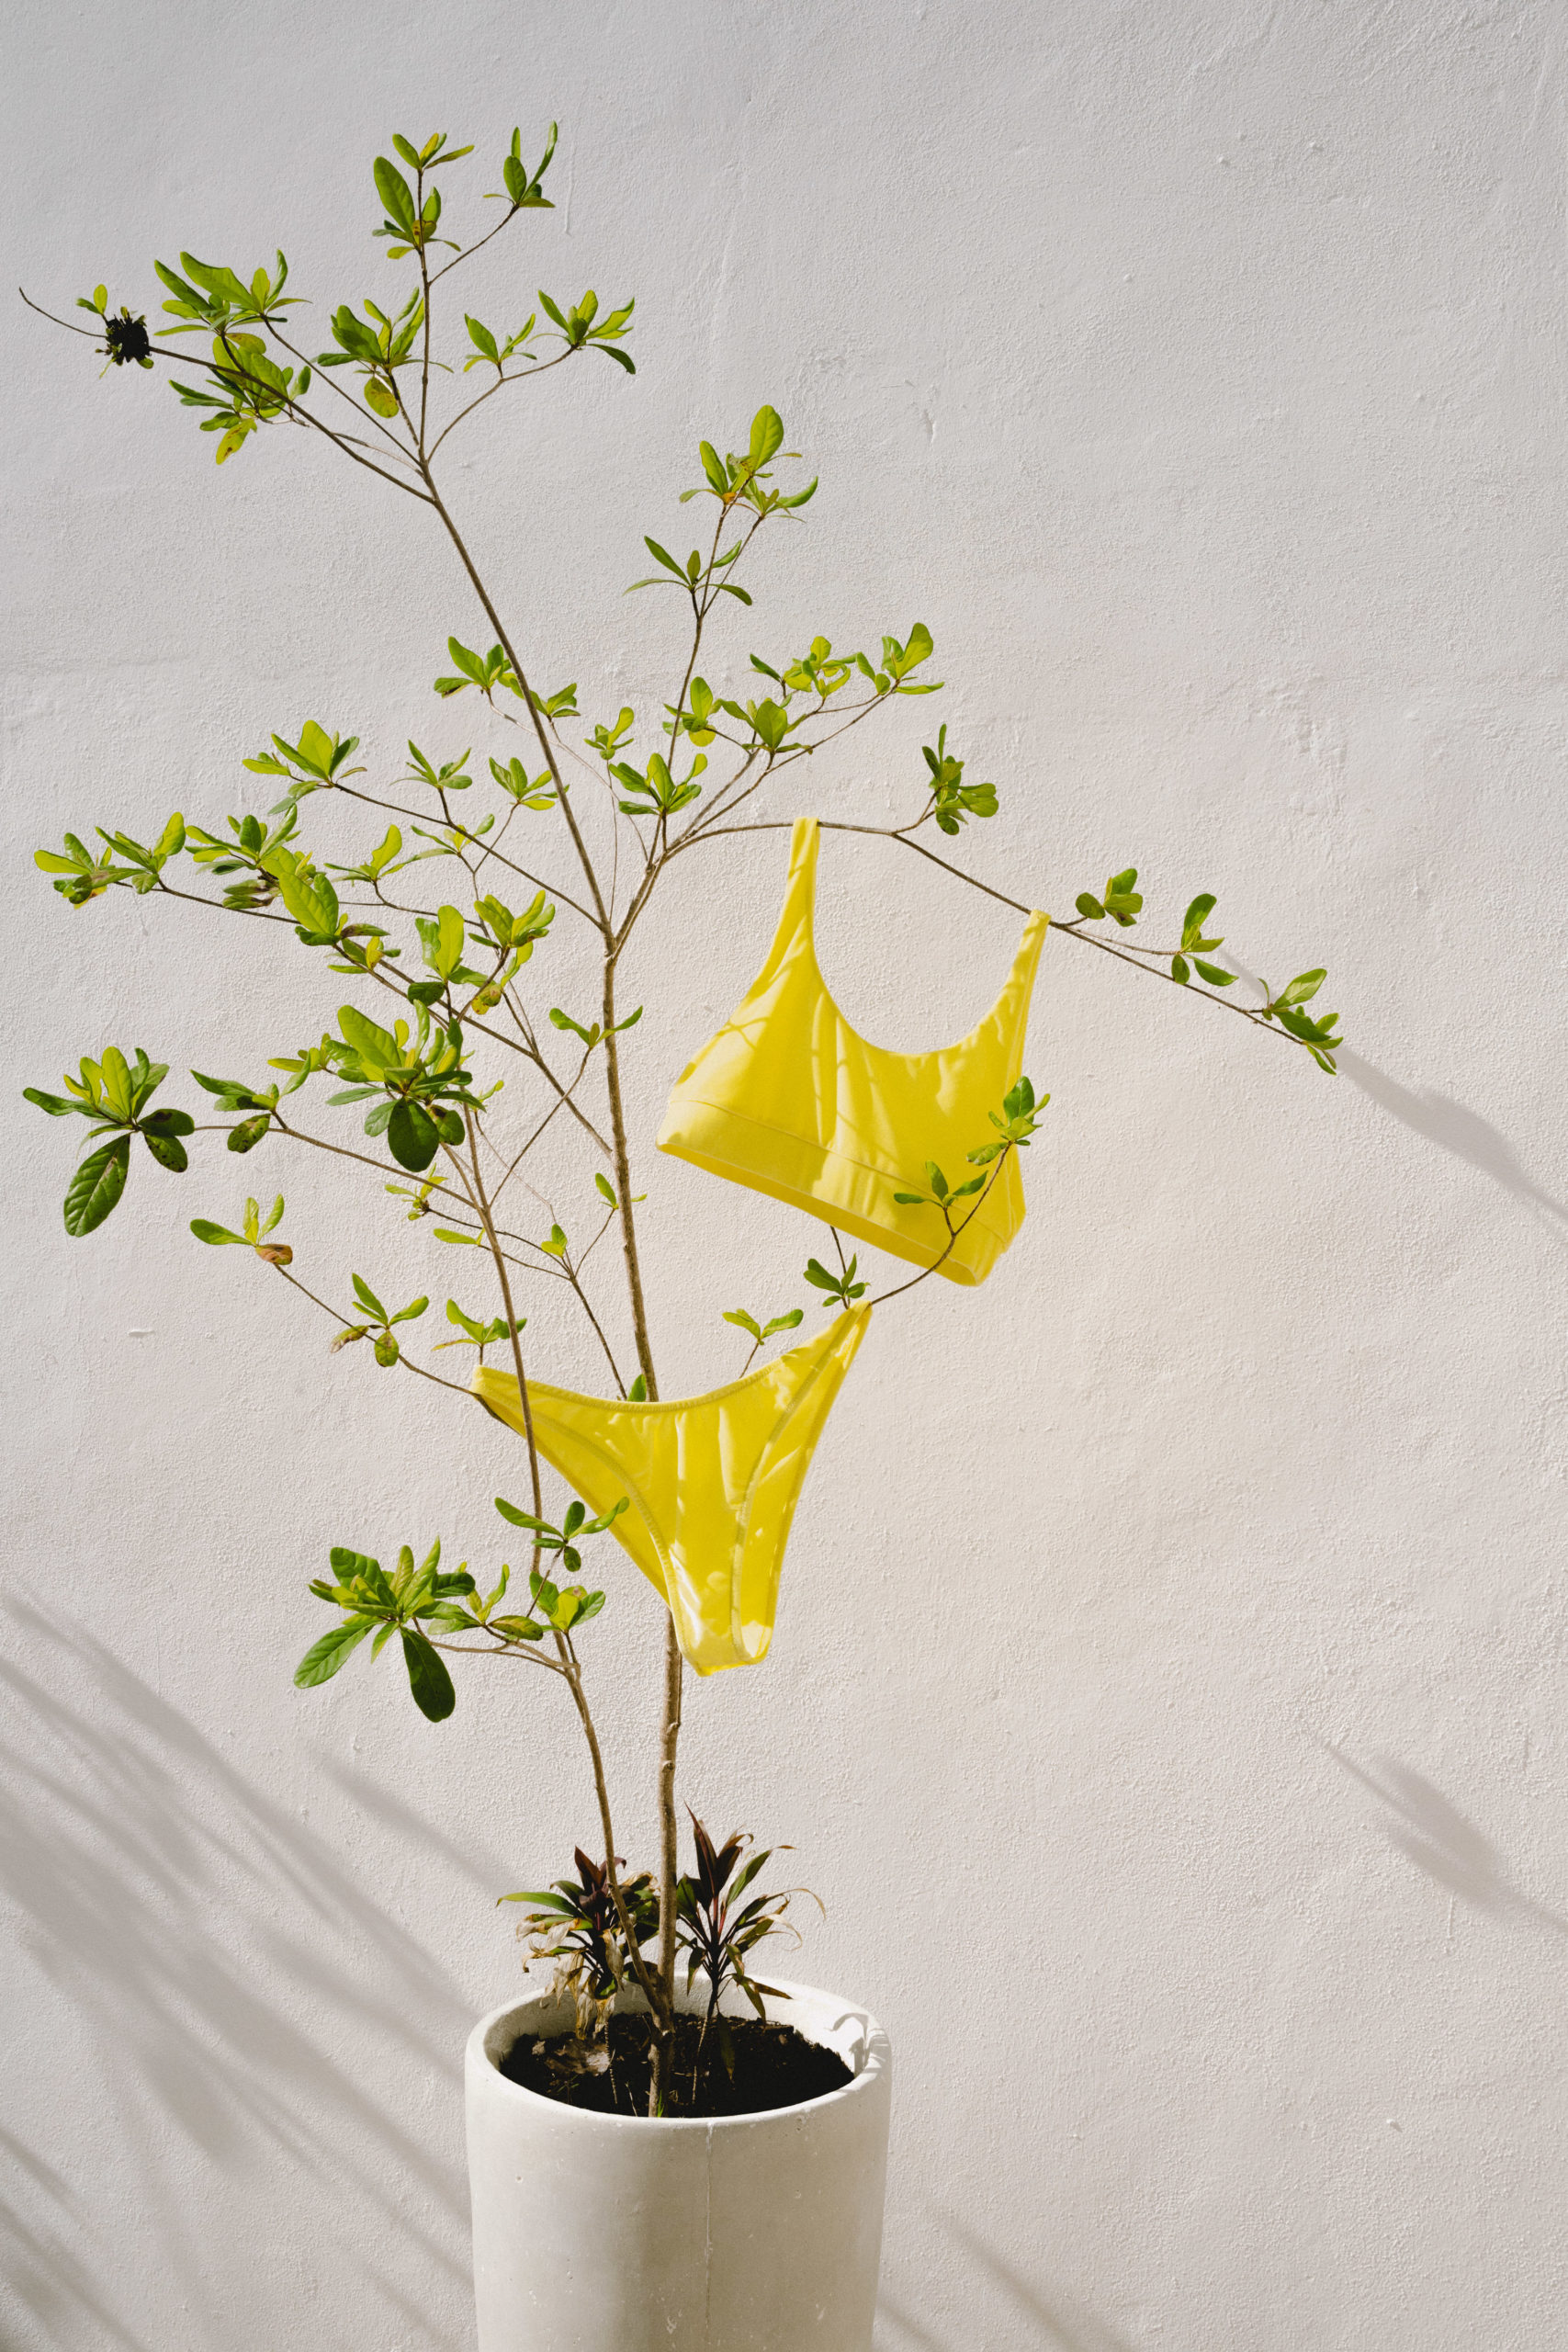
[6,3,1568,2345]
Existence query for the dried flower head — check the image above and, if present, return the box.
[102,309,152,368]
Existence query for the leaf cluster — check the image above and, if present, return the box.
[434,637,521,701]
[172,332,310,462]
[1259,967,1342,1071]
[36,812,185,904]
[499,1847,658,2004]
[155,254,309,462]
[609,749,705,819]
[155,249,299,337]
[1075,866,1145,928]
[243,719,365,802]
[1168,893,1235,989]
[371,136,475,260]
[319,289,424,419]
[547,1003,641,1053]
[674,1815,803,2038]
[190,1192,292,1265]
[680,406,815,515]
[919,726,998,836]
[802,1251,867,1308]
[488,122,558,214]
[330,1270,429,1368]
[894,1078,1046,1219]
[492,1492,625,1634]
[537,288,636,373]
[326,1000,478,1170]
[294,1537,476,1721]
[722,1304,803,1355]
[25,1046,194,1234]
[434,1295,524,1354]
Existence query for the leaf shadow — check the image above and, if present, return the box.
[1341,1052,1568,1233]
[0,1594,480,2350]
[879,2215,1135,2350]
[1325,1744,1568,1933]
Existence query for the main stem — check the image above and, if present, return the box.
[423,468,685,2110]
[603,951,685,2110]
[459,1128,665,2019]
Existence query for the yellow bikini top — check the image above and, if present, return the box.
[658,819,1049,1285]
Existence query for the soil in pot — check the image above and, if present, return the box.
[499,2009,852,2119]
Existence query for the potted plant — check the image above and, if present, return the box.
[22,119,1342,2350]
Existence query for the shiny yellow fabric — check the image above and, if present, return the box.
[658,819,1048,1285]
[470,1306,869,1676]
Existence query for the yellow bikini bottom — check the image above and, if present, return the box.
[470,1306,870,1675]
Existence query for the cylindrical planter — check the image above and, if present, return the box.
[466,1973,892,2351]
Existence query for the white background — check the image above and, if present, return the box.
[6,3,1568,2346]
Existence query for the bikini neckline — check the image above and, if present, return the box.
[794,818,1046,1065]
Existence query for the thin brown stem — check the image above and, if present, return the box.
[417,471,610,933]
[558,1649,666,2018]
[869,1150,1013,1305]
[427,348,573,460]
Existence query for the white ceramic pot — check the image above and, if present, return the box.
[465,1974,892,2351]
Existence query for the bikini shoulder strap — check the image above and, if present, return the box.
[992,908,1051,1073]
[751,816,820,983]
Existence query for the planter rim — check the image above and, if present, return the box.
[468,1973,889,2135]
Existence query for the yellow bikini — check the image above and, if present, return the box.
[658,819,1048,1285]
[470,1306,869,1676]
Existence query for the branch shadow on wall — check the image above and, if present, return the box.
[1341,1052,1568,1234]
[879,2215,1134,2351]
[0,1594,485,2352]
[1325,1745,1568,1935]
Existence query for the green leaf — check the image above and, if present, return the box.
[352,1272,388,1320]
[1193,959,1235,988]
[227,1114,271,1154]
[335,1005,399,1072]
[142,1126,189,1172]
[388,1100,441,1171]
[1180,893,1218,951]
[63,1136,130,1237]
[294,1617,376,1688]
[1171,954,1190,986]
[1075,893,1105,922]
[1276,968,1326,1009]
[190,1218,245,1245]
[494,1496,546,1529]
[749,406,784,468]
[374,155,419,237]
[400,1628,456,1721]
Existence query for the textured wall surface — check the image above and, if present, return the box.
[6,4,1568,2346]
